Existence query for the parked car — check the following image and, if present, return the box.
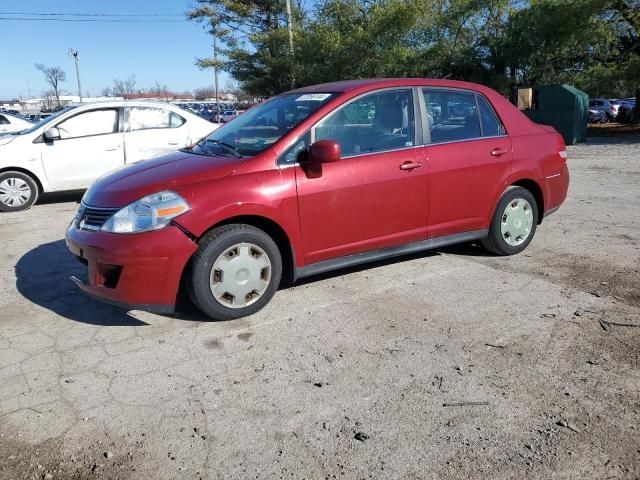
[0,101,218,211]
[221,110,239,122]
[66,79,569,320]
[588,108,607,124]
[589,98,617,120]
[0,112,34,136]
[611,98,636,123]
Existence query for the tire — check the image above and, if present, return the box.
[0,171,39,212]
[481,186,538,256]
[187,224,282,321]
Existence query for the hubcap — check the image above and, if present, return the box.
[210,242,272,309]
[500,198,534,247]
[0,177,31,207]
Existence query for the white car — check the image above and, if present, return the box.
[0,112,34,136]
[221,110,239,122]
[0,101,218,211]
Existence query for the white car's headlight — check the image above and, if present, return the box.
[101,190,190,234]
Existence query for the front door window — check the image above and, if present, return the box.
[315,89,415,156]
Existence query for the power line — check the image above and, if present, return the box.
[0,12,183,17]
[0,17,183,23]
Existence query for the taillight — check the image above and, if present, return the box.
[557,135,567,162]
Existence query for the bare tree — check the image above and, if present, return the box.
[152,81,170,101]
[112,75,137,97]
[35,64,66,108]
[101,87,112,97]
[40,90,56,111]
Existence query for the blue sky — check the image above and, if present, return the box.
[1,0,233,99]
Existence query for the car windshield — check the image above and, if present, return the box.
[188,93,337,157]
[18,107,77,135]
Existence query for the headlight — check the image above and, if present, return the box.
[101,190,190,234]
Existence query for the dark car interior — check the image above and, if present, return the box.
[315,89,415,156]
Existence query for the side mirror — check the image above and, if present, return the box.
[44,127,61,141]
[308,140,340,164]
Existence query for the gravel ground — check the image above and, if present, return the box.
[0,137,639,480]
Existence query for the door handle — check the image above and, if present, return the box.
[399,161,422,171]
[491,148,509,157]
[168,141,180,145]
[104,146,121,151]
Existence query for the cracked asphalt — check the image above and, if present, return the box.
[1,138,639,479]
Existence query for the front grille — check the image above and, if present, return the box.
[76,203,119,230]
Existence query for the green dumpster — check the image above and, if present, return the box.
[519,85,588,145]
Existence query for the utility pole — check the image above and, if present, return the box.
[285,0,295,89]
[68,48,82,103]
[213,34,220,123]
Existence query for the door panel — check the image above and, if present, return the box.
[42,134,125,190]
[294,148,428,264]
[294,87,429,265]
[423,136,512,238]
[421,87,512,238]
[124,106,188,163]
[42,108,124,190]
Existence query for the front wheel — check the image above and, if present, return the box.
[187,224,282,321]
[0,171,39,212]
[482,186,538,256]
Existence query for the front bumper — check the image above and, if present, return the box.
[65,223,198,313]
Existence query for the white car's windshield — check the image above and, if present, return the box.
[188,93,337,157]
[19,107,77,135]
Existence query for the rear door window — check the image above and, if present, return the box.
[422,89,481,143]
[127,106,185,131]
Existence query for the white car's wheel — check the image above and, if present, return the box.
[0,171,39,212]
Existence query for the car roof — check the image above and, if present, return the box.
[288,78,504,94]
[70,100,185,110]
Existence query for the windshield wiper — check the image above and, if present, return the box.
[205,139,243,158]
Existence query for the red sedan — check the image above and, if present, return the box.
[66,79,569,320]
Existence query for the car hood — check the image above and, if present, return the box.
[0,134,19,146]
[83,151,242,207]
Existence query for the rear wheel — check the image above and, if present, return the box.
[0,171,39,212]
[187,224,282,321]
[482,186,538,256]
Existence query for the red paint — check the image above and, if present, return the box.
[66,224,197,307]
[309,139,341,164]
[67,78,569,310]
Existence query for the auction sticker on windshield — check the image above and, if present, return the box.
[295,94,332,101]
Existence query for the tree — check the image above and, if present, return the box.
[35,64,66,108]
[112,75,137,97]
[186,0,640,119]
[40,90,56,111]
[152,81,170,101]
[187,0,303,97]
